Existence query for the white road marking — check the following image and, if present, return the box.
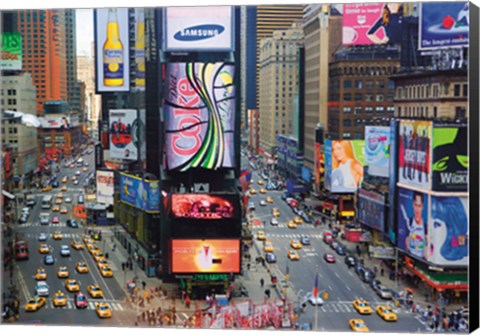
[346,285,352,291]
[334,272,341,279]
[328,285,333,291]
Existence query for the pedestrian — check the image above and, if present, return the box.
[380,267,384,277]
[112,244,116,252]
[142,281,146,290]
[373,266,378,275]
[121,262,125,271]
[129,262,133,270]
[265,289,271,299]
[185,296,191,308]
[260,278,264,288]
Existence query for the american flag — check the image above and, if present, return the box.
[239,170,252,193]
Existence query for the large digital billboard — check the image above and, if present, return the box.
[163,62,235,171]
[429,196,468,266]
[95,8,130,92]
[96,170,114,205]
[1,32,22,70]
[109,109,139,161]
[171,194,240,219]
[343,3,403,46]
[365,126,390,178]
[133,8,145,92]
[398,120,432,190]
[397,188,428,260]
[419,2,469,50]
[357,189,386,232]
[164,6,234,52]
[324,140,365,193]
[171,239,240,273]
[387,119,398,244]
[39,115,80,129]
[432,124,468,192]
[119,172,160,213]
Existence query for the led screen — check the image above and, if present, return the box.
[171,194,239,219]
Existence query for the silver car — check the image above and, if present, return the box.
[377,285,392,300]
[38,233,47,241]
[35,281,49,297]
[301,292,324,306]
[60,245,70,257]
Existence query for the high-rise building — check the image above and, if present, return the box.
[65,9,82,114]
[77,54,101,129]
[258,25,303,156]
[0,72,37,115]
[256,5,304,108]
[240,6,257,129]
[16,10,68,114]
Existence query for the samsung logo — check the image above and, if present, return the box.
[174,24,224,41]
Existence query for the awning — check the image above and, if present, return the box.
[2,190,15,200]
[405,261,468,291]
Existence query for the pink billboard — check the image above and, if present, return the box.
[342,3,403,46]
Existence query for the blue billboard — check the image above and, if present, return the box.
[119,172,160,213]
[357,189,386,232]
[324,140,332,191]
[301,166,311,183]
[365,126,390,178]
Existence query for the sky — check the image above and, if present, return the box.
[75,8,94,57]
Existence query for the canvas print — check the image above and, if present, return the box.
[0,2,475,334]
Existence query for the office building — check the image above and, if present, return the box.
[77,54,101,129]
[65,9,82,114]
[240,6,257,129]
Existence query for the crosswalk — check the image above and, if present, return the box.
[263,233,323,239]
[25,232,82,239]
[19,222,71,228]
[42,299,125,311]
[315,301,401,314]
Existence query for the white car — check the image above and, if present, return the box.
[270,218,279,226]
[60,245,71,257]
[39,214,50,225]
[21,207,30,216]
[35,281,49,297]
[38,233,47,241]
[65,197,72,203]
[75,170,81,175]
[260,200,267,206]
[301,292,324,306]
[73,180,79,185]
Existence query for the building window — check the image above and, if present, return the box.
[455,107,466,119]
[343,107,351,113]
[343,93,351,101]
[343,80,352,88]
[396,87,403,99]
[354,106,362,115]
[354,93,363,101]
[463,84,468,96]
[375,94,384,102]
[376,106,384,113]
[366,80,374,90]
[365,107,373,114]
[343,132,351,139]
[387,106,395,114]
[377,80,385,89]
[354,132,362,139]
[355,80,363,89]
[387,92,395,101]
[364,94,372,102]
[433,85,439,97]
[454,84,461,97]
[387,80,395,89]
[343,119,351,127]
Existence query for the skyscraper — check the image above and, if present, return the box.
[65,9,82,114]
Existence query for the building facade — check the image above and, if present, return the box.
[1,73,37,115]
[77,54,102,130]
[248,109,259,154]
[65,9,82,114]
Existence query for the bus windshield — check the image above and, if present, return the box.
[41,195,53,209]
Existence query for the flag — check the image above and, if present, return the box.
[239,170,252,193]
[313,273,319,297]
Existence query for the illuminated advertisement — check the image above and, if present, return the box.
[171,194,240,219]
[164,6,234,52]
[163,62,235,171]
[96,170,114,205]
[324,140,365,193]
[429,196,468,266]
[119,172,160,213]
[134,8,145,91]
[432,124,468,192]
[387,119,398,244]
[39,115,80,129]
[397,188,428,260]
[95,8,130,92]
[171,239,240,273]
[343,3,403,46]
[419,2,469,50]
[1,32,22,70]
[398,120,432,190]
[365,126,390,178]
[109,109,139,160]
[357,188,386,232]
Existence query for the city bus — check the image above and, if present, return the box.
[41,195,53,210]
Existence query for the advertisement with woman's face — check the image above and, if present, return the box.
[328,140,365,193]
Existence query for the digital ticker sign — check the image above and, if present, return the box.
[171,194,240,219]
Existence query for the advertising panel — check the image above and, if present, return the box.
[419,2,469,50]
[398,119,432,189]
[39,116,80,129]
[432,124,468,192]
[171,239,240,273]
[397,188,428,260]
[134,8,145,92]
[109,109,139,160]
[95,8,130,92]
[171,194,240,219]
[343,3,403,46]
[163,62,235,171]
[387,119,398,244]
[365,126,390,177]
[119,172,160,213]
[368,245,395,260]
[301,166,311,183]
[1,32,22,70]
[164,6,234,52]
[357,188,386,232]
[324,140,332,191]
[96,170,114,205]
[94,143,103,168]
[429,196,468,266]
[326,140,365,193]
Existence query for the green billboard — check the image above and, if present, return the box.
[1,33,22,70]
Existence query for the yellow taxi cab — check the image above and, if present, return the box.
[290,239,302,249]
[82,167,88,172]
[293,216,303,224]
[288,250,300,261]
[259,188,267,194]
[71,240,85,250]
[53,230,63,240]
[52,205,60,212]
[265,197,273,204]
[42,185,52,192]
[286,220,297,229]
[69,164,75,169]
[65,279,80,292]
[97,258,108,268]
[71,176,77,181]
[61,176,68,183]
[35,268,47,280]
[57,266,69,278]
[82,235,93,244]
[99,265,113,278]
[88,245,99,255]
[350,319,369,332]
[96,302,112,318]
[87,284,104,298]
[76,261,89,273]
[271,208,280,218]
[263,241,274,253]
[257,180,265,185]
[60,207,68,214]
[24,296,46,312]
[353,299,373,315]
[61,185,68,192]
[250,188,257,195]
[376,305,397,321]
[257,230,266,241]
[56,192,64,199]
[39,244,49,254]
[93,252,105,263]
[55,198,63,205]
[53,290,67,307]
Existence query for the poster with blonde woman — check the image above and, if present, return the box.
[328,140,365,193]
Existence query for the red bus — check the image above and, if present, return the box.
[15,241,29,260]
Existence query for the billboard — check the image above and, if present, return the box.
[109,109,139,160]
[96,170,114,205]
[171,194,240,219]
[365,126,390,177]
[163,62,235,171]
[387,119,398,244]
[397,188,428,260]
[429,196,468,266]
[343,3,403,46]
[419,2,469,50]
[357,188,386,232]
[324,140,365,193]
[95,8,130,92]
[164,6,234,52]
[171,239,240,273]
[119,172,160,213]
[301,166,311,183]
[1,32,22,70]
[398,119,432,190]
[134,8,145,92]
[39,116,80,129]
[432,124,468,192]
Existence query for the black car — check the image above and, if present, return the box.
[52,181,60,188]
[265,253,277,264]
[354,264,365,275]
[330,241,340,251]
[370,279,382,292]
[331,228,340,238]
[67,219,79,228]
[345,255,357,268]
[359,268,376,283]
[300,235,311,246]
[335,246,346,256]
[44,255,54,265]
